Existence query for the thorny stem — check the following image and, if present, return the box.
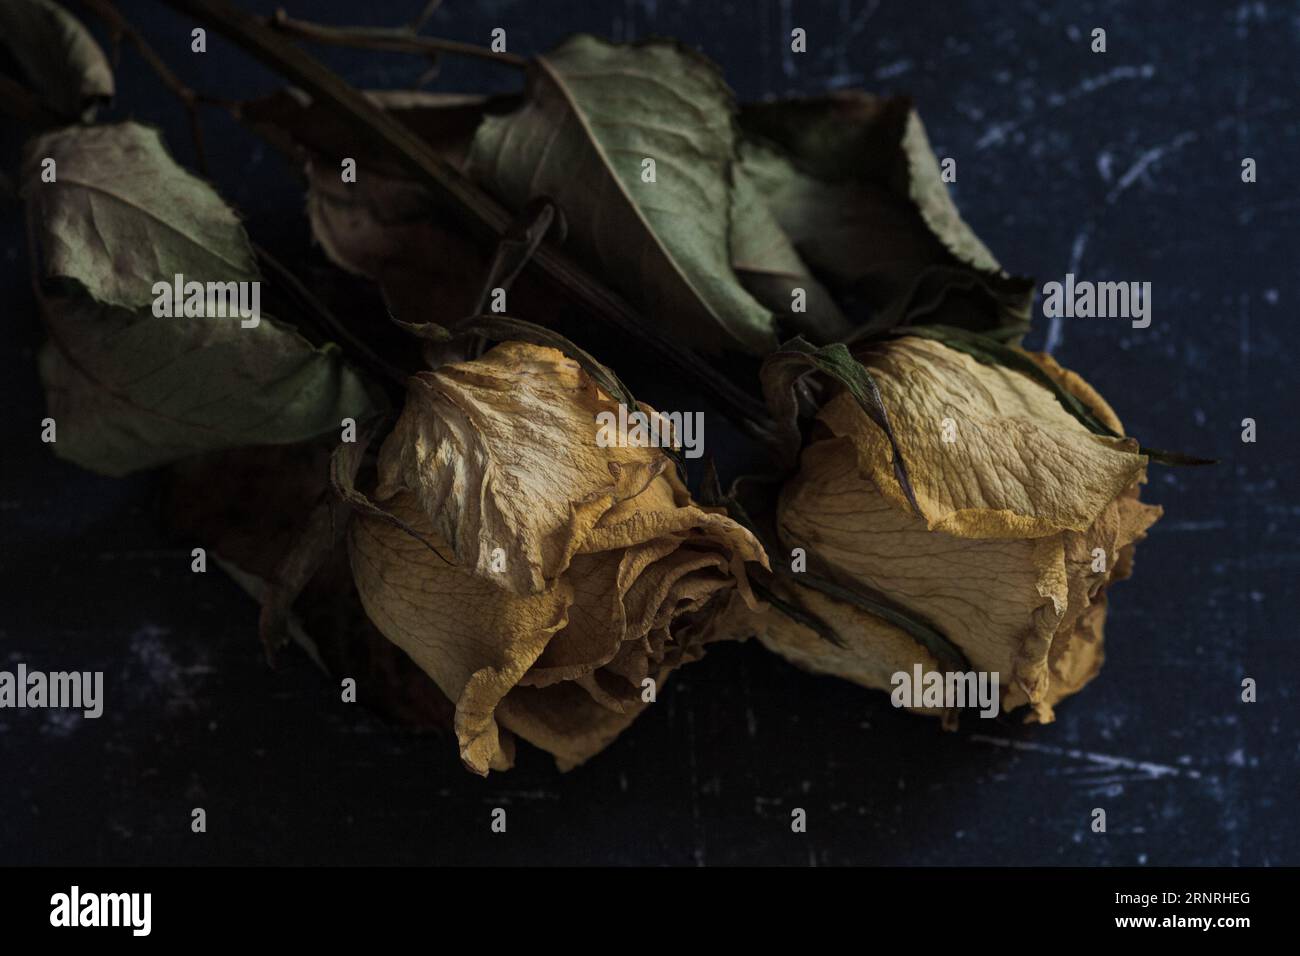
[157,0,777,439]
[268,8,528,69]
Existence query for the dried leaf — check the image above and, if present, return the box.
[241,88,513,173]
[307,158,488,326]
[258,494,341,663]
[23,122,379,475]
[731,139,852,343]
[0,0,114,123]
[466,35,777,355]
[739,92,1033,339]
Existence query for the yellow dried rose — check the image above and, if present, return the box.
[743,336,1161,722]
[349,341,766,774]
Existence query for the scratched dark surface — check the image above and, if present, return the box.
[1,0,1297,866]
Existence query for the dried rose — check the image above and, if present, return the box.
[744,336,1161,722]
[349,341,766,773]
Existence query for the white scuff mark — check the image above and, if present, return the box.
[826,71,865,89]
[1097,150,1114,182]
[779,0,793,78]
[1152,519,1228,532]
[874,59,913,80]
[1105,131,1198,204]
[970,734,1202,780]
[847,0,881,34]
[977,65,1156,150]
[129,625,213,714]
[481,790,559,802]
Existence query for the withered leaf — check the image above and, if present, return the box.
[739,92,1033,340]
[466,34,777,355]
[24,122,379,476]
[0,0,114,123]
[242,88,514,173]
[731,139,852,344]
[271,90,498,328]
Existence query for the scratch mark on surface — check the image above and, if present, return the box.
[1105,131,1198,204]
[977,65,1156,149]
[970,734,1203,780]
[779,0,794,78]
[1153,519,1229,533]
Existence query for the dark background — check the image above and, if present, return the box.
[1,0,1297,865]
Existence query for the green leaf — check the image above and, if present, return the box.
[0,0,114,123]
[160,2,773,430]
[731,139,853,344]
[465,34,777,355]
[738,92,1033,340]
[760,337,920,512]
[24,122,380,476]
[898,325,1216,465]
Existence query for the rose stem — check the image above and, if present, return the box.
[157,0,776,438]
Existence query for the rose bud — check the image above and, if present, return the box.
[349,341,766,774]
[745,336,1160,723]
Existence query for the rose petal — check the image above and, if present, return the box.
[820,336,1148,538]
[375,342,667,595]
